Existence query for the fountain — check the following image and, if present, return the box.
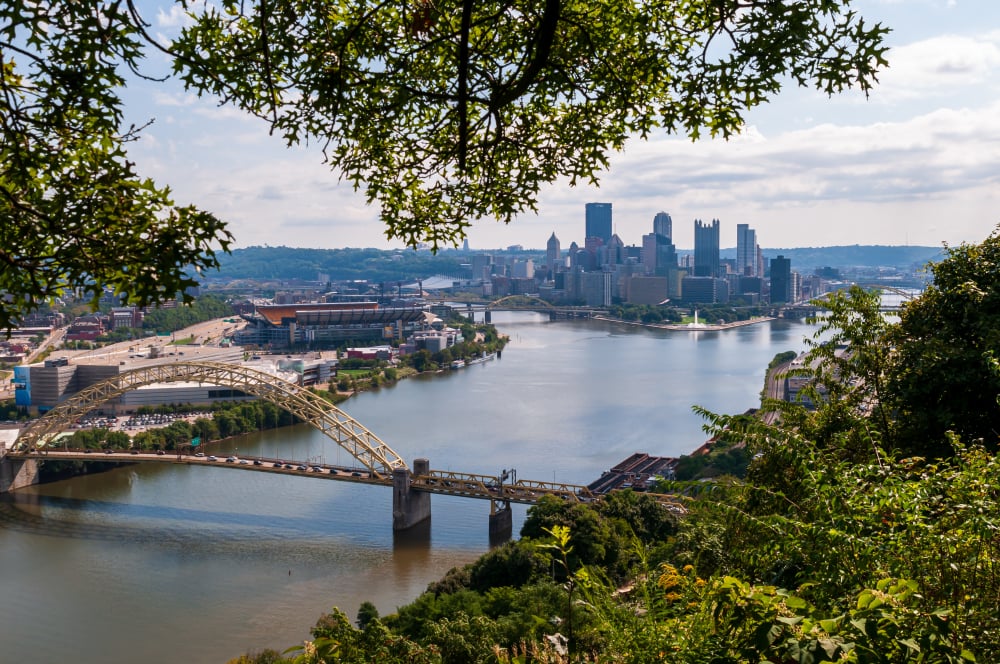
[687,309,708,329]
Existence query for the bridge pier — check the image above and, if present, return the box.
[0,450,39,494]
[488,499,512,544]
[393,457,431,531]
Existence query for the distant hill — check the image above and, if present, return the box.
[212,246,467,282]
[716,245,944,272]
[210,245,944,282]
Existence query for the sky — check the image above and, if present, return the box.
[124,0,1000,252]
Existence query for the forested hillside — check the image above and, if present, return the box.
[213,245,939,283]
[213,247,471,282]
[751,245,943,272]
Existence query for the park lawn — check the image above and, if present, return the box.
[338,369,374,378]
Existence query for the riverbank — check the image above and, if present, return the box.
[594,315,776,331]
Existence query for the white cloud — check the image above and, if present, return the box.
[156,5,194,29]
[874,34,1000,100]
[516,99,1000,250]
[151,91,200,107]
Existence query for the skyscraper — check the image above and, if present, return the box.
[653,211,672,241]
[605,234,625,266]
[546,232,561,273]
[770,255,792,304]
[736,223,758,277]
[694,218,720,278]
[585,202,613,244]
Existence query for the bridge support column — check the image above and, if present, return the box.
[393,457,431,531]
[0,455,39,494]
[488,499,512,544]
[484,310,491,323]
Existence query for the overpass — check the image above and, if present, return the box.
[1,362,677,539]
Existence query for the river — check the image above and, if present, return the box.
[0,312,814,663]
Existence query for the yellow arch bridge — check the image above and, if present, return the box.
[0,362,679,538]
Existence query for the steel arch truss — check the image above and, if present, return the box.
[16,362,408,478]
[487,295,553,310]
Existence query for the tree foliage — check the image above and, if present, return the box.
[170,0,887,249]
[1,1,887,327]
[0,3,232,332]
[140,294,234,334]
[886,232,1000,455]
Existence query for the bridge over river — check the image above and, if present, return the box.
[0,361,680,539]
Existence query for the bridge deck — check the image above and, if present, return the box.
[14,449,683,509]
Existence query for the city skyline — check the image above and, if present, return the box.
[126,0,999,252]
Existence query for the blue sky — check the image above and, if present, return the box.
[125,0,1000,251]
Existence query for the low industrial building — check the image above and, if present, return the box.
[12,354,312,415]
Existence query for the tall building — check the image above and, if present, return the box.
[654,235,677,277]
[736,223,758,277]
[581,271,613,307]
[770,255,792,304]
[641,233,657,272]
[604,234,625,266]
[511,259,534,279]
[681,276,730,304]
[546,232,561,273]
[471,253,494,282]
[653,211,672,241]
[694,218,720,278]
[585,202,613,244]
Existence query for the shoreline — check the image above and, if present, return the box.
[593,315,777,331]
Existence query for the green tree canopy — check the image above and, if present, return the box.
[0,3,232,332]
[172,0,887,248]
[1,0,887,330]
[886,229,1000,455]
